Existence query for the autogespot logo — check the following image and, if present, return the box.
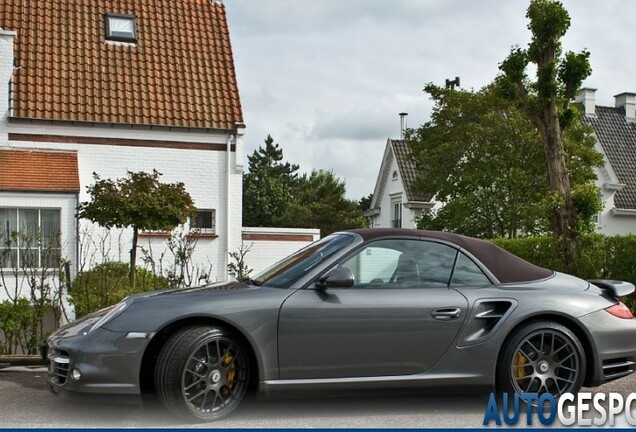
[482,392,636,426]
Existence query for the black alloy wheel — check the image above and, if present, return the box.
[155,326,250,421]
[498,321,585,398]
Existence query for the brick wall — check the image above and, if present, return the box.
[1,119,244,285]
[241,227,320,275]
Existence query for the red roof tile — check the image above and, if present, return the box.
[0,148,80,192]
[1,0,243,130]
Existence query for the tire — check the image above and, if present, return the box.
[155,325,250,422]
[497,321,585,397]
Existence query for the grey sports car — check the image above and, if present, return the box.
[44,229,636,421]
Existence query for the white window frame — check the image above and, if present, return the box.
[0,207,61,269]
[191,209,216,234]
[105,13,137,43]
[390,197,402,228]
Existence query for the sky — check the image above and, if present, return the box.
[224,0,636,200]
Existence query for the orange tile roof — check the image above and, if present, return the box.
[0,148,80,192]
[1,0,243,130]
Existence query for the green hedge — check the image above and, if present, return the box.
[69,262,169,318]
[493,234,636,311]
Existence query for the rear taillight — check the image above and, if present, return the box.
[605,302,634,319]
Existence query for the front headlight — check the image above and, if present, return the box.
[87,298,132,333]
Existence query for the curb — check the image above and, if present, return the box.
[0,365,47,373]
[0,355,45,367]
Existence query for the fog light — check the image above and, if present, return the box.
[71,369,81,381]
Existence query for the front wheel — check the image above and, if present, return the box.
[155,325,250,422]
[497,321,585,397]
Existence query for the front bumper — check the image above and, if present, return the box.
[45,326,152,404]
[579,309,636,386]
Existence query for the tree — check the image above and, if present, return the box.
[499,0,593,262]
[276,170,366,236]
[358,193,374,213]
[409,81,601,239]
[243,135,299,227]
[78,170,196,287]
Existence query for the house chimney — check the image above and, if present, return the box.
[574,87,596,117]
[614,92,636,123]
[399,112,408,140]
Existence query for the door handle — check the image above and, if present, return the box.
[431,307,462,321]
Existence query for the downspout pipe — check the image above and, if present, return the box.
[225,133,234,280]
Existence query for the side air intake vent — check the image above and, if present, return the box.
[458,299,517,347]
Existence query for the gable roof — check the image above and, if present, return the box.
[0,148,79,193]
[367,139,433,213]
[1,0,243,130]
[582,106,636,209]
[390,139,432,203]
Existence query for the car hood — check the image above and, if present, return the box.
[102,281,293,333]
[128,280,253,300]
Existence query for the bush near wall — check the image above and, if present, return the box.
[492,234,636,312]
[69,262,169,318]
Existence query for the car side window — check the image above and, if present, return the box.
[451,252,492,287]
[339,239,457,288]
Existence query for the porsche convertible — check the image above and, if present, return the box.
[44,228,636,421]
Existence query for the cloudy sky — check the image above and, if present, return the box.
[224,0,636,200]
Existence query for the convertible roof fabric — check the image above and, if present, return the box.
[349,229,553,284]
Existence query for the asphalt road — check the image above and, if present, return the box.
[0,368,634,428]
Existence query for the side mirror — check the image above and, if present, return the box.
[316,266,355,289]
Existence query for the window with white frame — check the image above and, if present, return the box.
[0,208,61,269]
[191,209,216,233]
[391,198,402,228]
[105,13,137,43]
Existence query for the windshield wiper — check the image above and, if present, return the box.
[244,278,262,286]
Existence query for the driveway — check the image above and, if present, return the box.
[0,368,634,428]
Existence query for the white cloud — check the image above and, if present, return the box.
[227,0,636,199]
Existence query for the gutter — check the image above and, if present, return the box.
[610,208,636,217]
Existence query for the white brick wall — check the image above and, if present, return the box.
[1,116,244,287]
[241,227,320,275]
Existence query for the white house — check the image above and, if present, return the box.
[0,1,246,301]
[576,88,636,235]
[365,138,435,229]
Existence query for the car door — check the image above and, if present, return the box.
[277,238,469,380]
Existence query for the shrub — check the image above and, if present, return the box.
[69,262,168,318]
[0,299,44,355]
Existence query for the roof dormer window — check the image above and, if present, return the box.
[105,13,137,43]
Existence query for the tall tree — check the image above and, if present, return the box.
[243,135,299,227]
[410,81,601,239]
[78,170,196,287]
[276,170,366,236]
[499,0,593,261]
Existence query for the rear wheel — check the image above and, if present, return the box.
[498,321,585,397]
[155,326,250,422]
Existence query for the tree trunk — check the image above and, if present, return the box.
[129,226,138,288]
[538,100,577,271]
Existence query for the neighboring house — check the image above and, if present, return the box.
[0,1,245,301]
[365,138,435,229]
[576,88,636,235]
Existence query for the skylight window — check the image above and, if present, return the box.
[105,14,137,43]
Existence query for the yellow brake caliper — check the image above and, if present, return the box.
[514,352,527,379]
[222,352,236,394]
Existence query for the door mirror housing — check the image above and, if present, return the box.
[316,266,355,289]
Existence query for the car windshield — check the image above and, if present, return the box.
[252,233,354,288]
